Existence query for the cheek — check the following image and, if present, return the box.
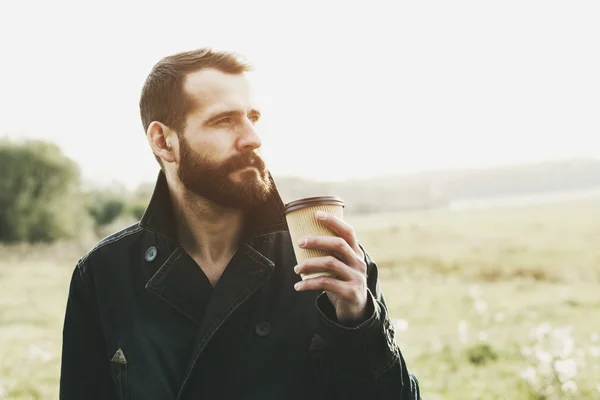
[182,120,236,159]
[202,132,235,159]
[186,141,229,170]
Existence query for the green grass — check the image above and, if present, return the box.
[347,199,600,399]
[1,200,600,399]
[0,259,71,399]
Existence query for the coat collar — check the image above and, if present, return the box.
[137,169,288,330]
[139,169,289,243]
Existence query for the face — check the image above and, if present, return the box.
[175,69,273,210]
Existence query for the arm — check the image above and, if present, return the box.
[315,247,421,399]
[59,262,116,399]
[294,210,421,399]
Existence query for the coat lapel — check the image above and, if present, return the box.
[145,247,213,326]
[175,243,275,399]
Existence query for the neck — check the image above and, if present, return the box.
[169,184,246,265]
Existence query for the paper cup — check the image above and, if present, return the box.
[284,196,345,280]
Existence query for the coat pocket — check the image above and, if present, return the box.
[110,348,129,400]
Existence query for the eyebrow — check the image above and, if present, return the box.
[206,108,261,123]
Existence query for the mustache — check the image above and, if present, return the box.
[223,152,267,173]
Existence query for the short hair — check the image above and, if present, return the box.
[139,48,252,163]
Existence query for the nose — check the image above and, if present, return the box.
[237,118,262,152]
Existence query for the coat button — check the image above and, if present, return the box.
[145,246,158,262]
[255,321,271,337]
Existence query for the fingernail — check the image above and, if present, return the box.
[294,265,299,273]
[294,282,301,290]
[298,237,307,247]
[316,211,326,220]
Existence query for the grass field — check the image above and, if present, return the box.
[1,199,599,399]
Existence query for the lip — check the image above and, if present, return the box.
[230,165,258,174]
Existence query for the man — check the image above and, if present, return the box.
[59,48,421,399]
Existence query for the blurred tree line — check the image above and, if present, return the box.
[0,138,151,243]
[3,137,600,244]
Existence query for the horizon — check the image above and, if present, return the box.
[71,154,600,190]
[2,0,598,189]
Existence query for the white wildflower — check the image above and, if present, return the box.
[550,326,574,358]
[393,319,409,332]
[458,320,468,344]
[474,299,488,314]
[535,349,552,366]
[477,331,488,342]
[590,346,600,358]
[553,359,577,382]
[469,284,482,299]
[520,366,537,385]
[561,380,578,394]
[533,349,553,377]
[521,346,533,357]
[551,326,572,340]
[560,337,575,359]
[28,344,52,362]
[534,323,551,340]
[493,312,505,323]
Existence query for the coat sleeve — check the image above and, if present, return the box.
[59,261,117,400]
[314,245,422,399]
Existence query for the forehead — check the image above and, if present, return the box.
[183,68,253,114]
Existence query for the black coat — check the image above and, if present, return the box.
[59,171,421,399]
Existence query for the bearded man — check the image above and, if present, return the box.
[59,48,421,400]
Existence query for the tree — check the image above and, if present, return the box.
[0,138,90,243]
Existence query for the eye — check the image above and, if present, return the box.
[215,117,233,126]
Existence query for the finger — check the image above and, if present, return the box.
[294,275,354,300]
[298,235,357,264]
[314,211,360,253]
[294,256,357,281]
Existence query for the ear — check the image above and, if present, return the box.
[147,121,178,164]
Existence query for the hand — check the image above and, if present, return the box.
[293,210,369,325]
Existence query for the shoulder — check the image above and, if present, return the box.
[75,222,144,277]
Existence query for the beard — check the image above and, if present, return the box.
[177,136,274,211]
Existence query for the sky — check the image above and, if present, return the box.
[1,0,599,189]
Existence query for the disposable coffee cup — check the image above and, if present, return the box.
[283,196,345,280]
